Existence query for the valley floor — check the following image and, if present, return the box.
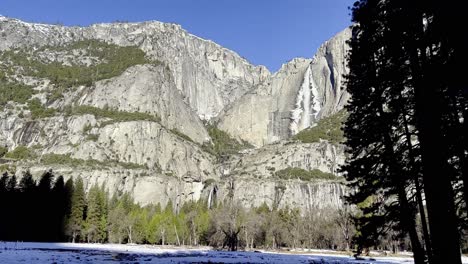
[0,242,439,264]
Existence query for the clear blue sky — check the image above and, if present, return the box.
[0,0,353,72]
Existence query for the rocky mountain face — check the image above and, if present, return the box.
[217,29,350,147]
[0,16,350,213]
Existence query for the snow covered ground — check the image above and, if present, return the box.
[0,242,464,264]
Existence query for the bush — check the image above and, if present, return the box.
[41,153,147,169]
[293,110,347,144]
[203,178,217,187]
[0,79,35,106]
[5,145,36,160]
[28,98,56,119]
[202,124,252,157]
[86,134,99,141]
[69,105,160,124]
[82,124,92,134]
[170,128,193,142]
[275,167,337,181]
[0,39,156,100]
[0,146,8,157]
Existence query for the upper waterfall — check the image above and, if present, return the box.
[290,64,322,135]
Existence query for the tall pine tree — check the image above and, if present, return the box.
[344,0,465,263]
[68,177,85,243]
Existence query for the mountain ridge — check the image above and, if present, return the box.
[0,16,350,212]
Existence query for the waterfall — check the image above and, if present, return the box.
[299,68,312,130]
[207,187,213,209]
[290,65,322,135]
[310,71,321,123]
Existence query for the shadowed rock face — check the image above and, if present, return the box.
[0,16,350,212]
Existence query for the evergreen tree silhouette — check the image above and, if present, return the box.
[52,175,67,241]
[18,171,36,241]
[344,1,465,263]
[37,170,54,241]
[0,172,11,239]
[63,177,75,241]
[5,174,18,241]
[395,1,463,262]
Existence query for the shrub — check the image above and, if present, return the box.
[69,105,160,124]
[202,124,252,157]
[5,145,36,160]
[82,124,92,134]
[170,128,193,142]
[0,146,8,157]
[0,79,35,106]
[203,178,217,187]
[28,98,56,119]
[41,153,147,169]
[86,134,99,141]
[275,167,337,181]
[31,144,43,150]
[293,110,347,144]
[0,39,157,100]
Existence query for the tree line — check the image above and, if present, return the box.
[0,170,368,251]
[343,1,467,264]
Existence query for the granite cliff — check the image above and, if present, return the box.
[0,16,350,212]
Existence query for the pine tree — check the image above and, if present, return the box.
[85,184,98,242]
[16,171,35,240]
[0,172,7,192]
[37,170,55,241]
[68,177,85,242]
[98,184,108,242]
[64,178,74,217]
[344,0,465,263]
[52,176,66,241]
[0,172,10,240]
[392,1,463,262]
[85,184,108,243]
[7,173,19,240]
[6,173,16,191]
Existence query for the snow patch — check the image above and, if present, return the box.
[0,242,423,264]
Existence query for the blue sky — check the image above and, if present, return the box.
[0,0,353,72]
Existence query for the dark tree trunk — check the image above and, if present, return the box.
[402,113,432,262]
[381,129,425,264]
[460,107,468,209]
[408,39,462,264]
[397,2,463,261]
